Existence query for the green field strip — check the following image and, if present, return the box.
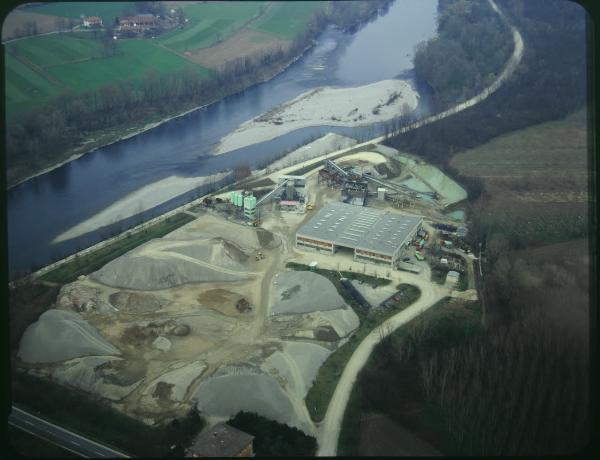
[159,1,265,52]
[162,18,235,51]
[44,40,210,92]
[6,35,105,68]
[250,1,323,39]
[29,1,133,25]
[181,1,265,23]
[5,54,61,99]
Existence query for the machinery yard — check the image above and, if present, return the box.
[16,135,475,438]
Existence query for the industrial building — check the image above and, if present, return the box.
[296,202,423,267]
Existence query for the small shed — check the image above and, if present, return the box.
[185,422,254,457]
[445,270,460,285]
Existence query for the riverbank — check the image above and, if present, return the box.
[52,171,230,244]
[215,79,418,154]
[7,39,317,191]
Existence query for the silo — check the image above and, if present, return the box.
[230,191,236,204]
[235,192,243,207]
[244,195,257,219]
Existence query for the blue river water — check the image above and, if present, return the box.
[6,0,438,275]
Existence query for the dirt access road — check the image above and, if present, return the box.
[317,278,449,456]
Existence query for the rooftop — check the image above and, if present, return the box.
[297,202,422,256]
[185,422,254,457]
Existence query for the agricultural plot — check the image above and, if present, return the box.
[45,39,210,92]
[5,34,210,117]
[250,1,324,39]
[157,1,265,52]
[4,53,62,114]
[451,109,589,245]
[5,34,105,67]
[27,2,134,26]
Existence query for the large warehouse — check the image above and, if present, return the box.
[296,202,423,267]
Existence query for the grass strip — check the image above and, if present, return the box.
[40,213,195,284]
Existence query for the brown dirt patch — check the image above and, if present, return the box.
[189,28,290,70]
[359,412,442,456]
[197,288,248,317]
[2,10,69,41]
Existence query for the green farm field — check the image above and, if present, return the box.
[28,2,134,25]
[250,1,324,39]
[5,34,210,118]
[451,108,589,246]
[157,1,265,52]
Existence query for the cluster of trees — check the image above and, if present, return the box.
[227,411,316,456]
[413,0,513,111]
[5,1,388,187]
[385,0,587,167]
[349,245,589,455]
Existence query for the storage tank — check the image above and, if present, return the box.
[230,191,236,204]
[244,195,257,219]
[236,192,243,207]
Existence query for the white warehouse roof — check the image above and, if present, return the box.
[297,202,422,256]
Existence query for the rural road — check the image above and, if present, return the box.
[8,405,130,458]
[316,279,449,456]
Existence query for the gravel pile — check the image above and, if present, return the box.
[272,271,346,315]
[18,309,120,363]
[194,365,312,433]
[90,241,248,290]
[262,342,331,398]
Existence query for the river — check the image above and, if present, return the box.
[6,0,438,276]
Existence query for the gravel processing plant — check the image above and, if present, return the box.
[15,137,472,442]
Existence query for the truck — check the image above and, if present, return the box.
[306,203,314,210]
[415,251,425,261]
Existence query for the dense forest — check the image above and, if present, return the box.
[4,0,390,187]
[344,241,589,455]
[413,0,513,111]
[386,0,587,166]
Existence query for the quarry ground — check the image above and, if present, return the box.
[17,142,472,447]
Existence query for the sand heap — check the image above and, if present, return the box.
[18,309,120,363]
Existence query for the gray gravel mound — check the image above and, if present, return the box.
[18,309,120,363]
[272,271,346,315]
[90,251,246,290]
[194,367,309,432]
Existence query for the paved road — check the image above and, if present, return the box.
[8,405,130,458]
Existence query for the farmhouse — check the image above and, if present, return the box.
[296,201,423,267]
[185,423,254,457]
[82,16,103,27]
[118,14,156,31]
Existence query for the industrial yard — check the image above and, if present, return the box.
[16,135,475,437]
